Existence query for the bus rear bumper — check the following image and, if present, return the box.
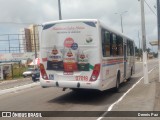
[40,79,102,91]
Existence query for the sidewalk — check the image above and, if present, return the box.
[0,77,40,96]
[103,67,160,119]
[0,77,33,90]
[112,67,159,111]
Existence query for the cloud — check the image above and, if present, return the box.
[0,0,158,52]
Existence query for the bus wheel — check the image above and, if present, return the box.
[42,86,48,88]
[113,72,120,92]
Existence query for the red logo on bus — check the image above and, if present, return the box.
[64,37,74,48]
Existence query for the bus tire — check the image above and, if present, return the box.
[42,86,48,88]
[113,72,120,92]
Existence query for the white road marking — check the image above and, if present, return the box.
[0,82,40,95]
[97,67,157,120]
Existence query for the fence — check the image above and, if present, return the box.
[0,34,39,53]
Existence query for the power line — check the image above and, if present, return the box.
[147,0,156,8]
[0,21,37,25]
[144,0,157,16]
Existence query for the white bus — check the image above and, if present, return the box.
[39,19,135,91]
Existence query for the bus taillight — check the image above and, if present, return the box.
[39,63,48,80]
[90,64,100,81]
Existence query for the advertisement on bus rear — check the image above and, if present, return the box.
[41,21,100,74]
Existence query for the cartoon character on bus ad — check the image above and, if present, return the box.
[46,37,90,72]
[78,51,89,71]
[63,48,78,72]
[47,45,64,70]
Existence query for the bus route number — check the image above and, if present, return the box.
[76,76,88,81]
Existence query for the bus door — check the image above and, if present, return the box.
[124,43,127,79]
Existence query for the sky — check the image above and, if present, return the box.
[0,0,158,52]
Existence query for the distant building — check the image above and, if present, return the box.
[20,28,32,52]
[20,25,39,53]
[29,25,39,52]
[149,41,158,46]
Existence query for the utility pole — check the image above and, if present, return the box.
[140,0,149,84]
[157,0,160,82]
[120,15,123,33]
[138,31,141,61]
[33,25,37,59]
[58,0,62,20]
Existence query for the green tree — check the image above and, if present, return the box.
[146,48,151,53]
[135,46,142,57]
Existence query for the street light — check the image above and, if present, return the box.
[58,0,62,20]
[138,31,142,61]
[115,11,128,33]
[32,25,37,59]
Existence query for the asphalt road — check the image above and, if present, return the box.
[0,59,158,120]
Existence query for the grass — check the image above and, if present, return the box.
[3,63,28,80]
[12,63,27,79]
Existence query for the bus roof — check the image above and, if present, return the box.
[42,19,134,42]
[42,19,99,26]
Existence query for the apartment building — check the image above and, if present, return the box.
[20,25,39,53]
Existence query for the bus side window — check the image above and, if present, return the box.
[130,41,134,56]
[101,29,111,57]
[117,36,123,56]
[127,40,130,56]
[104,31,110,57]
[101,29,106,57]
[112,34,117,56]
